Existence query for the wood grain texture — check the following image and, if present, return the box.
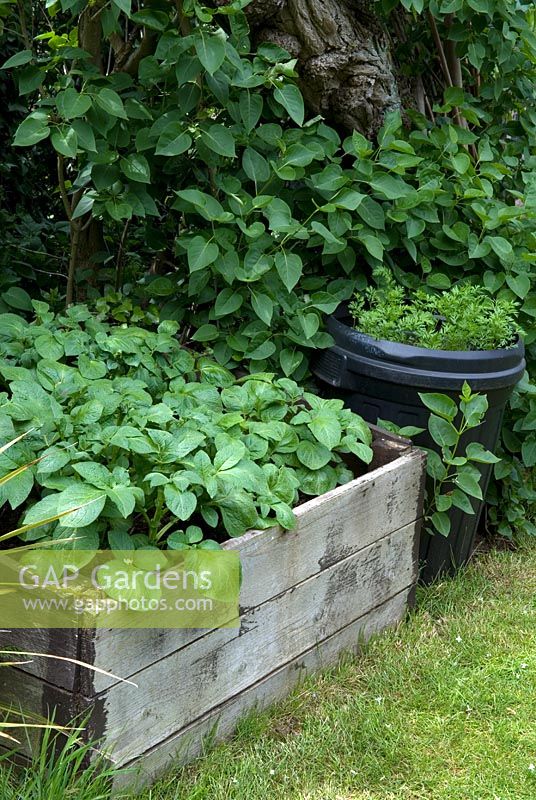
[0,629,81,690]
[95,519,419,764]
[246,0,401,137]
[113,586,411,792]
[86,448,425,694]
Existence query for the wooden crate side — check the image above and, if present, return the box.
[0,664,90,758]
[94,520,419,764]
[226,450,425,606]
[112,586,411,791]
[0,448,424,697]
[87,449,425,694]
[0,629,82,691]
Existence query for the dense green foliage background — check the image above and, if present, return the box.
[0,0,534,540]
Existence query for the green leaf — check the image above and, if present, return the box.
[428,415,458,448]
[308,411,342,449]
[51,125,78,158]
[435,494,452,512]
[377,110,402,145]
[274,502,296,530]
[57,485,107,528]
[455,471,482,500]
[218,493,258,537]
[486,236,513,262]
[71,399,104,425]
[34,333,64,361]
[425,450,447,481]
[78,354,107,379]
[109,530,135,550]
[239,92,263,133]
[145,277,176,297]
[521,438,536,468]
[112,0,131,15]
[450,488,475,514]
[56,88,92,119]
[418,393,457,421]
[0,467,33,510]
[333,189,365,210]
[155,127,192,156]
[299,313,319,340]
[360,234,384,261]
[369,174,411,199]
[120,154,151,183]
[2,287,33,311]
[214,289,243,317]
[37,447,71,475]
[73,462,112,488]
[2,49,33,69]
[460,393,488,427]
[186,236,219,272]
[13,114,49,147]
[451,153,471,174]
[191,324,219,342]
[200,124,236,157]
[351,130,373,157]
[274,252,302,292]
[506,273,530,299]
[273,84,304,126]
[194,32,226,75]
[105,198,133,221]
[279,349,303,377]
[164,485,197,520]
[107,486,138,518]
[242,148,270,182]
[296,440,332,470]
[96,88,127,119]
[18,65,43,95]
[251,291,273,325]
[131,8,169,29]
[430,511,451,537]
[214,442,246,471]
[71,119,96,152]
[248,341,276,360]
[175,189,226,221]
[356,197,385,229]
[465,442,500,464]
[426,273,451,290]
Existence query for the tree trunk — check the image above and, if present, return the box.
[247,0,401,137]
[76,219,106,298]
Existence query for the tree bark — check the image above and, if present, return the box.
[247,0,401,137]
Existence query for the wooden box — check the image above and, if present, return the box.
[0,429,426,790]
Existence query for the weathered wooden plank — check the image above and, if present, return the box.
[0,664,82,757]
[93,520,419,764]
[0,629,82,691]
[113,586,412,792]
[368,424,412,470]
[84,449,425,694]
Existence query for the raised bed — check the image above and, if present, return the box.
[0,428,426,790]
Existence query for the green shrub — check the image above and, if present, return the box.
[0,302,372,550]
[349,268,519,350]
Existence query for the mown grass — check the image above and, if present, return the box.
[137,540,536,800]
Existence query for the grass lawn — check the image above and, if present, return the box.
[137,540,536,800]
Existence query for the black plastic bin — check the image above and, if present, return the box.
[313,305,526,583]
